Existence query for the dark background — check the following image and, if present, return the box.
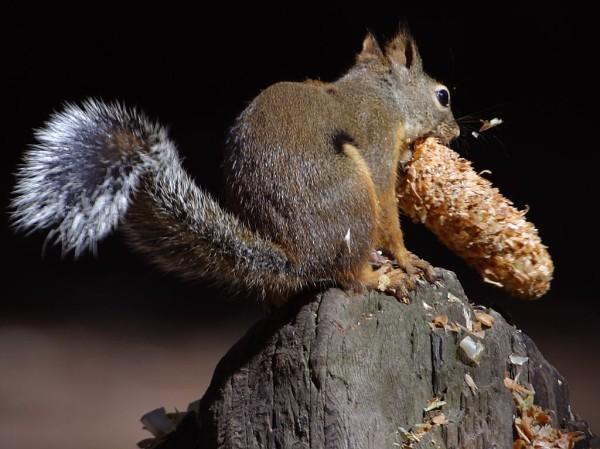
[1,5,598,448]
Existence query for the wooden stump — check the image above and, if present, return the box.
[145,270,597,449]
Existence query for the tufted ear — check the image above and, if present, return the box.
[385,26,422,70]
[356,33,385,64]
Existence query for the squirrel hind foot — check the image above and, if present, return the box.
[394,252,439,283]
[359,263,417,302]
[359,252,439,301]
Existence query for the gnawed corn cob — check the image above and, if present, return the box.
[397,137,553,299]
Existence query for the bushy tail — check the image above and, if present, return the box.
[11,100,301,299]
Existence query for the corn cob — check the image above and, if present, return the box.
[397,137,553,299]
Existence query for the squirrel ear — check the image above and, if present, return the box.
[385,26,422,70]
[357,33,385,64]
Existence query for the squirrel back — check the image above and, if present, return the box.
[11,28,458,305]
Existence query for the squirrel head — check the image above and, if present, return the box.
[354,28,460,145]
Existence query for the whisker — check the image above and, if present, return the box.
[454,101,511,121]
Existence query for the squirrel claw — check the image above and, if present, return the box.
[417,260,440,284]
[396,253,438,284]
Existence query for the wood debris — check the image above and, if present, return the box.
[475,311,495,328]
[471,320,486,339]
[139,407,186,448]
[459,336,485,364]
[432,314,449,329]
[398,397,449,448]
[505,377,584,448]
[447,321,462,333]
[377,273,391,292]
[504,377,534,396]
[430,413,448,425]
[509,354,529,366]
[479,117,503,132]
[447,292,461,303]
[424,397,447,412]
[464,373,479,395]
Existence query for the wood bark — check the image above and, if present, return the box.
[148,270,597,449]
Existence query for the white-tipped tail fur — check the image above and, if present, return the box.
[11,99,301,300]
[11,99,172,256]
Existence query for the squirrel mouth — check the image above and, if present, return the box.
[400,134,453,169]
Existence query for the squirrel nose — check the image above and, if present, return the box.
[433,122,460,145]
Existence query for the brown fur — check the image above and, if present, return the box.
[217,28,460,303]
[84,28,461,306]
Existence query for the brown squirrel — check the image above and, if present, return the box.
[11,28,459,306]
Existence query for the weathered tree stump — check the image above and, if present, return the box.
[147,270,597,449]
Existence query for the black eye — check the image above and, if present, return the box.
[435,88,450,108]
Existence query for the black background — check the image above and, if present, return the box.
[2,3,598,429]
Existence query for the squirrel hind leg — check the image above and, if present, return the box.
[358,262,417,301]
[326,142,381,290]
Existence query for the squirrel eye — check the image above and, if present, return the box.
[435,87,450,108]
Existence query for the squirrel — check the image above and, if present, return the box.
[10,28,459,306]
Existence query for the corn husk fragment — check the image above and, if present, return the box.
[464,373,479,394]
[475,311,495,328]
[397,138,553,299]
[432,314,448,329]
